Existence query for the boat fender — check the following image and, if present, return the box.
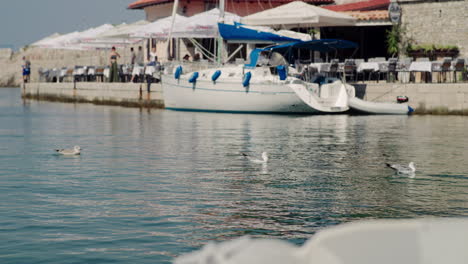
[189,72,199,83]
[243,72,252,87]
[276,65,287,80]
[174,66,183,80]
[408,106,414,114]
[212,70,221,83]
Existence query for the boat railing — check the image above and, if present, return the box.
[162,60,250,75]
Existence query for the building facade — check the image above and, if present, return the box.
[128,0,468,60]
[128,0,333,21]
[399,0,468,57]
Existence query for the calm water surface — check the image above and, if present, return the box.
[1,88,468,263]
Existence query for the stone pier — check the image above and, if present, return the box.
[354,82,468,114]
[21,81,468,114]
[22,82,164,108]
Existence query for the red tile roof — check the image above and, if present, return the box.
[324,0,390,11]
[128,0,333,9]
[345,10,389,21]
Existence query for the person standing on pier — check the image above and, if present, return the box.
[149,46,157,66]
[130,47,136,66]
[22,56,31,83]
[130,46,144,83]
[136,46,144,65]
[109,46,121,82]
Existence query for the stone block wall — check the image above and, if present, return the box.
[22,82,164,108]
[400,0,468,57]
[355,82,468,113]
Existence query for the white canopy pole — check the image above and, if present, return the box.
[167,0,180,60]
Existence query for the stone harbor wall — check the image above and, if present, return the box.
[354,82,468,114]
[22,82,164,108]
[400,0,468,57]
[22,81,468,114]
[0,48,13,60]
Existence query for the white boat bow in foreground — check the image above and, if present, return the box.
[174,218,468,264]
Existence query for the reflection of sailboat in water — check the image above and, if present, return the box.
[161,0,413,115]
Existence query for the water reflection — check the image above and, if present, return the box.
[0,88,468,264]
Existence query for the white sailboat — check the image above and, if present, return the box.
[160,1,413,115]
[162,63,352,113]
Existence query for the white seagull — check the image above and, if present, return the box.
[386,162,416,176]
[55,146,81,155]
[242,152,268,164]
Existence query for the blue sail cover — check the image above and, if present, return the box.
[218,23,302,43]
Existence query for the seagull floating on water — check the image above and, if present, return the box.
[386,162,415,176]
[242,152,268,164]
[55,146,81,155]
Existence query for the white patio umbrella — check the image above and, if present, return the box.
[31,33,61,47]
[98,20,149,39]
[131,14,189,39]
[241,1,356,29]
[75,24,115,43]
[80,21,148,47]
[174,8,241,38]
[32,31,83,49]
[31,24,117,50]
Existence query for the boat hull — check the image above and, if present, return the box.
[162,75,321,114]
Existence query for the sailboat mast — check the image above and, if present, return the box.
[217,0,225,64]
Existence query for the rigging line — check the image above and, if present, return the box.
[370,85,406,102]
[257,0,265,11]
[188,38,216,60]
[267,0,273,10]
[189,38,215,57]
[228,0,238,17]
[244,0,249,16]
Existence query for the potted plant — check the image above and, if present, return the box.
[386,25,400,57]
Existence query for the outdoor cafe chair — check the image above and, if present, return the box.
[431,61,443,83]
[86,66,96,82]
[396,58,412,83]
[410,57,431,83]
[95,66,105,82]
[73,66,87,82]
[441,57,452,82]
[377,62,389,83]
[387,58,398,82]
[63,68,73,83]
[38,67,48,82]
[48,68,59,83]
[343,59,356,82]
[452,58,465,82]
